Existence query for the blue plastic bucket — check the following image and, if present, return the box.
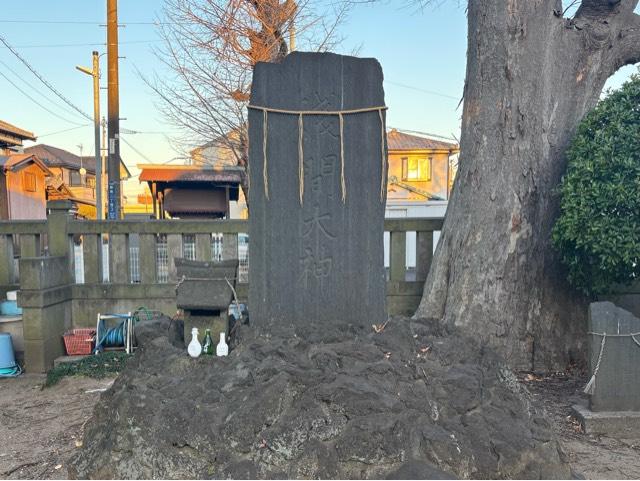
[0,300,22,316]
[0,333,17,370]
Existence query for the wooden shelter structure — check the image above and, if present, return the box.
[137,164,243,219]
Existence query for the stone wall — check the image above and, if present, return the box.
[1,201,442,372]
[601,281,640,318]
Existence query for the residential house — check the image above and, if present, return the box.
[0,120,36,155]
[386,128,459,216]
[0,120,52,220]
[190,131,247,219]
[190,131,242,168]
[25,144,131,219]
[190,128,459,222]
[0,153,52,220]
[384,129,459,276]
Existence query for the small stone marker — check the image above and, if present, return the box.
[248,52,388,336]
[588,301,640,412]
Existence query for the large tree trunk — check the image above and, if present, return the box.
[416,0,640,371]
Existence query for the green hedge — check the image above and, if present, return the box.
[552,73,640,296]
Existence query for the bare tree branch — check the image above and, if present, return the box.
[145,0,350,205]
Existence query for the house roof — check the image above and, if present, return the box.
[0,153,52,175]
[0,120,37,147]
[138,164,244,184]
[25,144,131,179]
[387,129,458,152]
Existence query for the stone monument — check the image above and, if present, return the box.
[248,52,388,335]
[573,301,640,437]
[587,301,640,412]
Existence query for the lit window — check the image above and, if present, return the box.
[402,157,432,181]
[23,172,37,192]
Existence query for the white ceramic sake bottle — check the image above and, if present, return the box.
[216,332,228,357]
[188,327,202,358]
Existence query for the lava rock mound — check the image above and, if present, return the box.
[70,317,569,479]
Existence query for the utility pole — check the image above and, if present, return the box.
[76,51,102,219]
[102,116,107,213]
[107,0,121,219]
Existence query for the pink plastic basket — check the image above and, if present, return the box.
[63,328,96,355]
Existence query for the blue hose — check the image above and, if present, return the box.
[93,307,152,354]
[95,314,130,352]
[0,365,21,377]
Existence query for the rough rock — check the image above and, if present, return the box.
[70,316,570,479]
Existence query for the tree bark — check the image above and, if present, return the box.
[415,0,640,371]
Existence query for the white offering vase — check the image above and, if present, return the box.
[216,332,228,357]
[188,327,202,358]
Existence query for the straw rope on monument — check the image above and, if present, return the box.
[583,329,640,395]
[248,104,388,204]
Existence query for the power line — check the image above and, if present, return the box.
[0,59,89,122]
[0,34,93,121]
[0,39,161,49]
[0,70,88,127]
[121,127,169,135]
[120,135,154,163]
[384,80,460,101]
[38,124,92,137]
[0,19,193,25]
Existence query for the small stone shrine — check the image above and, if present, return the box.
[175,257,238,344]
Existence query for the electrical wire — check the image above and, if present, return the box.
[0,59,90,122]
[385,79,459,101]
[0,39,162,49]
[120,135,154,163]
[0,19,194,26]
[0,34,93,121]
[0,70,89,126]
[120,127,169,135]
[39,124,92,137]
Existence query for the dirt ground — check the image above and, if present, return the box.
[519,371,640,480]
[1,371,639,480]
[0,374,114,480]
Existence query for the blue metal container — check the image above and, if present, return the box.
[0,333,17,370]
[0,300,22,316]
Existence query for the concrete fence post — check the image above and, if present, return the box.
[46,200,73,282]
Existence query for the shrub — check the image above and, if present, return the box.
[552,73,640,296]
[44,351,131,387]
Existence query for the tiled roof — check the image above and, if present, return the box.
[0,120,36,141]
[25,144,97,174]
[0,153,52,174]
[387,129,458,151]
[25,144,132,179]
[138,165,244,184]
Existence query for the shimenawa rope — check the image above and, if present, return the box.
[249,104,388,205]
[583,330,640,394]
[584,333,606,395]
